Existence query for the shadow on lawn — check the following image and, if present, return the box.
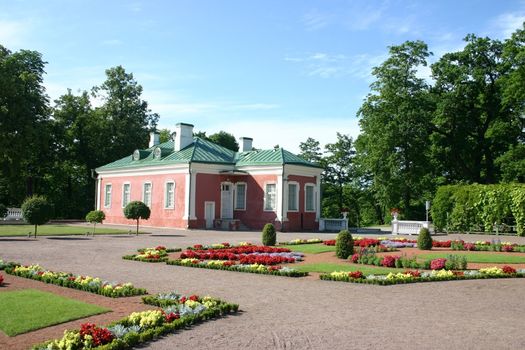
[0,238,38,242]
[46,237,91,241]
[150,234,186,237]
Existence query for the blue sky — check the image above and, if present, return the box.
[1,0,524,153]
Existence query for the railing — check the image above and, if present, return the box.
[392,220,431,235]
[4,207,23,221]
[319,218,348,232]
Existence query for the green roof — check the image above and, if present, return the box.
[96,137,321,171]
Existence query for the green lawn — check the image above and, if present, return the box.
[0,224,141,237]
[281,243,335,254]
[418,252,525,264]
[0,289,110,336]
[294,262,404,275]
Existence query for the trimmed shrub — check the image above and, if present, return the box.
[21,195,54,237]
[123,201,150,235]
[0,203,7,219]
[262,223,276,246]
[335,230,354,259]
[86,210,106,235]
[417,227,433,250]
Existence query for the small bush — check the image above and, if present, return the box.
[262,223,276,246]
[336,230,354,259]
[21,195,54,237]
[417,227,433,250]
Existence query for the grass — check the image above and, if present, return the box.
[0,289,110,336]
[294,262,404,275]
[418,252,525,264]
[281,243,335,254]
[0,224,143,237]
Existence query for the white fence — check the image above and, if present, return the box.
[3,207,23,221]
[391,220,431,235]
[319,218,348,232]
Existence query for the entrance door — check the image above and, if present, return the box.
[220,183,233,219]
[204,202,215,229]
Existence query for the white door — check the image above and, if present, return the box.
[204,202,215,229]
[220,183,233,219]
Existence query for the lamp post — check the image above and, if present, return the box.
[425,200,430,222]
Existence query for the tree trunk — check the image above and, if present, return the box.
[93,223,96,235]
[34,224,37,238]
[136,220,139,236]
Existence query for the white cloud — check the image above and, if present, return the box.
[302,9,332,31]
[491,12,525,39]
[101,39,123,46]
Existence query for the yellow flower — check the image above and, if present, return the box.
[479,267,503,275]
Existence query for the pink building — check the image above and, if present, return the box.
[95,123,322,231]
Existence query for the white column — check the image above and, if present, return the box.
[275,174,283,221]
[315,176,321,222]
[96,178,101,210]
[190,170,197,220]
[282,177,288,222]
[183,170,191,220]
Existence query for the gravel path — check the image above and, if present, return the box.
[1,224,525,350]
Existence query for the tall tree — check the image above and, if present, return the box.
[356,40,435,220]
[208,131,239,151]
[92,65,159,164]
[0,45,51,205]
[298,137,323,164]
[158,128,172,143]
[431,34,517,184]
[323,133,355,212]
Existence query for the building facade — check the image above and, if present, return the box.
[95,123,322,231]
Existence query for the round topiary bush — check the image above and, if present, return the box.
[85,210,106,235]
[124,201,151,235]
[417,227,433,250]
[21,195,54,237]
[262,223,276,246]
[335,229,354,259]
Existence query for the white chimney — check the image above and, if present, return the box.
[174,123,194,151]
[149,131,160,147]
[240,137,253,152]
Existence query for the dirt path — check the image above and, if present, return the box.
[1,228,525,349]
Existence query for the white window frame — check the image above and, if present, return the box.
[122,182,131,208]
[234,182,247,211]
[165,181,175,209]
[304,183,316,212]
[142,181,152,207]
[104,183,112,208]
[287,181,299,212]
[264,182,277,212]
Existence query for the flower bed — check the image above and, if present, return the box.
[5,264,146,297]
[186,242,252,250]
[123,246,181,263]
[279,238,323,245]
[168,258,307,277]
[32,292,238,350]
[0,273,3,286]
[451,240,525,252]
[352,252,468,270]
[320,266,525,285]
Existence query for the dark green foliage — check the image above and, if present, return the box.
[0,203,7,219]
[85,210,105,235]
[335,230,354,259]
[417,228,433,250]
[208,131,239,151]
[123,201,151,235]
[21,196,54,237]
[262,223,276,246]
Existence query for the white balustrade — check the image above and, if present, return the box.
[319,218,348,232]
[4,207,23,221]
[391,220,431,235]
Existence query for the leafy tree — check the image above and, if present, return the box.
[357,40,435,220]
[21,196,54,237]
[0,45,51,205]
[0,203,7,219]
[495,144,525,182]
[158,128,172,143]
[208,131,239,151]
[85,210,105,235]
[431,34,518,184]
[123,201,151,235]
[298,137,323,163]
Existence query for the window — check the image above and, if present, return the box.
[235,183,246,210]
[288,183,298,211]
[264,183,276,211]
[305,184,315,212]
[104,184,112,208]
[122,183,131,207]
[143,182,152,207]
[165,182,175,208]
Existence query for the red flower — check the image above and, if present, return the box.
[432,240,451,248]
[350,253,360,263]
[179,296,187,304]
[193,244,203,249]
[155,245,166,251]
[502,245,515,252]
[464,243,476,251]
[348,271,363,279]
[189,294,199,301]
[79,323,113,346]
[323,240,336,246]
[405,270,420,277]
[0,274,4,286]
[430,258,447,270]
[164,312,179,323]
[502,265,517,274]
[381,255,399,268]
[221,242,230,247]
